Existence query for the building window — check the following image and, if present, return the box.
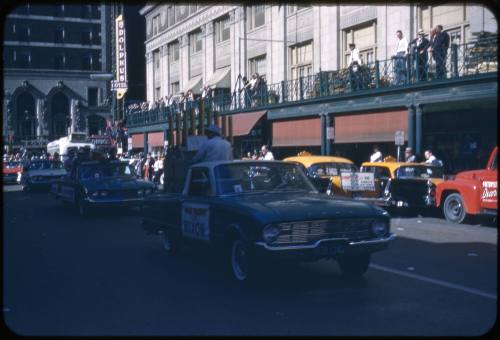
[290,41,313,80]
[18,51,30,68]
[248,55,266,78]
[19,25,30,41]
[167,6,175,27]
[12,23,15,33]
[152,14,160,36]
[169,41,179,62]
[343,21,377,67]
[54,4,64,17]
[288,4,311,15]
[155,87,161,101]
[88,87,98,107]
[175,6,189,21]
[215,16,230,43]
[82,55,92,70]
[189,5,197,15]
[53,54,65,69]
[170,81,180,94]
[81,5,92,19]
[247,5,265,30]
[419,4,469,44]
[54,27,64,43]
[82,30,92,45]
[189,30,203,55]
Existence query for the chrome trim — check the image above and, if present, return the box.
[255,233,396,251]
[84,197,143,204]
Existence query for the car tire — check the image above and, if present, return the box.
[337,253,371,278]
[443,193,467,224]
[229,238,255,283]
[159,230,179,255]
[23,183,31,193]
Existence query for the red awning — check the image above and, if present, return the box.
[131,133,144,149]
[230,110,267,137]
[272,118,321,147]
[334,110,408,143]
[148,131,164,147]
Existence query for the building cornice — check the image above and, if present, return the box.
[144,5,237,52]
[140,4,157,16]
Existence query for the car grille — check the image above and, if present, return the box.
[389,181,430,204]
[272,219,374,245]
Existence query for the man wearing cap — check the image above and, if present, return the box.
[191,124,233,164]
[414,29,430,81]
[404,147,417,162]
[347,43,363,91]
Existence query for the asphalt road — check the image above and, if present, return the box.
[2,184,497,336]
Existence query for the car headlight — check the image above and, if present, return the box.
[145,188,152,195]
[137,189,144,196]
[262,224,280,244]
[91,191,99,198]
[100,190,108,197]
[372,220,388,237]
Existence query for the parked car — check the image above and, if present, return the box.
[283,154,357,196]
[3,161,22,184]
[18,160,66,192]
[51,159,156,216]
[358,161,444,209]
[141,160,395,283]
[436,146,497,223]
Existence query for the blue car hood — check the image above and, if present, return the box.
[81,177,153,191]
[223,192,384,224]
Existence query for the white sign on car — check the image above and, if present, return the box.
[181,202,210,241]
[340,172,375,191]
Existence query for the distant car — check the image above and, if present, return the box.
[18,160,66,192]
[141,160,394,283]
[283,155,357,196]
[436,146,497,223]
[3,161,22,184]
[358,161,444,209]
[51,160,156,216]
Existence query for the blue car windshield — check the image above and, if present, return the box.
[395,166,443,179]
[79,163,134,180]
[214,162,316,195]
[27,161,63,170]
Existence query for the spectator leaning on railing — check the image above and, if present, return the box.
[428,25,450,80]
[393,30,409,85]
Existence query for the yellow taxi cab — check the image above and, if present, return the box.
[283,151,357,196]
[358,158,444,208]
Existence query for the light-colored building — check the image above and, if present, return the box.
[141,3,495,100]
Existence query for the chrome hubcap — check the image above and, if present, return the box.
[232,241,248,281]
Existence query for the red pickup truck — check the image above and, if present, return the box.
[436,147,497,223]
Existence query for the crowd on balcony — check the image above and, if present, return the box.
[126,28,496,125]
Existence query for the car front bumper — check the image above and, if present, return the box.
[254,233,396,261]
[83,197,145,208]
[3,174,19,184]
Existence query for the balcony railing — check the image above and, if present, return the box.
[126,38,497,128]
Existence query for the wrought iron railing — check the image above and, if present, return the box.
[126,39,497,128]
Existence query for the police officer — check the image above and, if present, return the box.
[191,124,233,164]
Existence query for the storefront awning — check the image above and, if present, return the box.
[131,133,144,149]
[231,110,267,137]
[183,75,203,94]
[206,67,231,88]
[334,110,408,143]
[272,118,321,147]
[148,131,164,147]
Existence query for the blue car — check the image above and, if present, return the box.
[141,160,395,283]
[52,160,156,216]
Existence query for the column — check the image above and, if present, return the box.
[143,132,148,154]
[179,34,190,91]
[320,113,326,155]
[146,52,154,103]
[325,113,331,156]
[36,98,44,138]
[407,105,415,150]
[415,104,423,156]
[204,22,215,84]
[161,45,170,97]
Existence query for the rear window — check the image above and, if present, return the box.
[308,162,357,177]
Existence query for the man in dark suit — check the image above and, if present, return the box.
[413,29,430,81]
[429,25,450,79]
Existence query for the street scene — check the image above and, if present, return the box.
[2,2,498,337]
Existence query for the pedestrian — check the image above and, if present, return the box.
[412,29,430,81]
[393,30,409,85]
[370,145,383,162]
[428,25,450,80]
[347,43,364,91]
[259,145,274,161]
[191,124,233,164]
[423,149,443,167]
[404,147,417,162]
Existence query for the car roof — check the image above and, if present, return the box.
[192,159,290,169]
[283,155,354,167]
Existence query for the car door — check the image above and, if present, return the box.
[58,165,78,203]
[181,167,213,242]
[479,148,497,210]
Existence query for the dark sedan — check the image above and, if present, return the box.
[141,160,395,283]
[51,160,156,216]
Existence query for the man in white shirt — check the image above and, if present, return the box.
[259,145,274,161]
[347,43,364,91]
[191,125,233,164]
[370,145,383,162]
[393,30,409,85]
[423,149,443,167]
[347,43,362,67]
